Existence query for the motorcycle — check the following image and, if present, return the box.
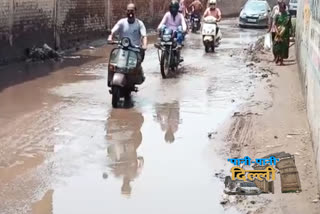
[191,13,201,33]
[154,28,182,79]
[201,16,222,53]
[107,37,144,108]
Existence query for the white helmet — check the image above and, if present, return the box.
[209,0,217,4]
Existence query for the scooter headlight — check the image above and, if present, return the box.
[121,38,130,47]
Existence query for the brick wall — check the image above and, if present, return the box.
[0,0,108,63]
[0,0,55,63]
[0,0,254,63]
[56,0,107,49]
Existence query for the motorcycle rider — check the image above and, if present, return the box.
[188,0,203,25]
[108,3,147,83]
[157,0,187,49]
[203,0,221,35]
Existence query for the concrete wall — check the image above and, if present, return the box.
[296,0,320,180]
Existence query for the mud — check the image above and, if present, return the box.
[0,18,317,214]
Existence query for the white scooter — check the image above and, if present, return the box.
[201,16,222,52]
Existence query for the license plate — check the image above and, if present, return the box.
[194,18,199,21]
[247,18,256,23]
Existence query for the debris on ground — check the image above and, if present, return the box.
[260,67,279,76]
[233,112,262,117]
[246,62,255,67]
[262,152,292,159]
[214,169,225,181]
[220,198,229,205]
[63,56,81,59]
[26,44,62,62]
[102,172,108,179]
[262,74,268,78]
[261,152,302,193]
[208,131,218,138]
[253,36,264,52]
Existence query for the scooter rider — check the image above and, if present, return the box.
[188,0,203,23]
[203,0,222,35]
[157,0,187,49]
[108,3,147,83]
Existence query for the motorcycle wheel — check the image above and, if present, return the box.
[192,25,196,33]
[160,51,170,79]
[112,86,121,108]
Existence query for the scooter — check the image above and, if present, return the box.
[191,13,201,33]
[201,16,222,52]
[107,37,144,108]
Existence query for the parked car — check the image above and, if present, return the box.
[289,0,298,16]
[239,0,271,28]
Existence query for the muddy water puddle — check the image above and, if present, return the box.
[0,20,265,214]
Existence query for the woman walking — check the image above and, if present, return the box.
[273,3,292,65]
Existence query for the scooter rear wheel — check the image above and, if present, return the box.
[112,86,121,108]
[205,44,210,53]
[211,40,215,53]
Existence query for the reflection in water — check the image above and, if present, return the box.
[154,101,181,143]
[105,109,144,197]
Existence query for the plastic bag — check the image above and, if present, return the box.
[264,33,272,51]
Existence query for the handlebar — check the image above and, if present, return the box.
[107,40,143,52]
[107,40,120,45]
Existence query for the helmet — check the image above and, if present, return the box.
[169,0,180,16]
[209,0,217,8]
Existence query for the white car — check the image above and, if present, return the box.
[289,0,298,16]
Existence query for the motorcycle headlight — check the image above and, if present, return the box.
[162,35,171,42]
[121,38,130,47]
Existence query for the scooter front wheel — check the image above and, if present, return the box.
[112,86,121,108]
[205,43,210,53]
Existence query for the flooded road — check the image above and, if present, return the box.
[0,19,265,214]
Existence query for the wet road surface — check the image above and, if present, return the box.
[0,19,265,214]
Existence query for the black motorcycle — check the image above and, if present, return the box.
[154,28,182,79]
[191,14,201,33]
[107,37,144,108]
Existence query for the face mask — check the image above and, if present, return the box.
[170,8,178,16]
[127,10,135,23]
[210,4,216,10]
